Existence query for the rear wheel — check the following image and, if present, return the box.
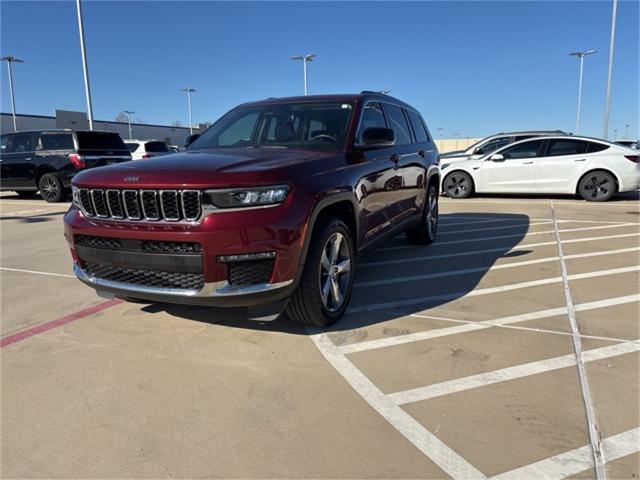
[406,183,438,245]
[578,171,616,202]
[38,173,66,203]
[286,217,354,327]
[443,171,474,198]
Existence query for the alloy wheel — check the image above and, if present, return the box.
[445,174,470,198]
[319,232,351,312]
[40,176,59,201]
[426,191,438,238]
[582,173,613,200]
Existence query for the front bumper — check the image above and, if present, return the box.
[64,191,311,307]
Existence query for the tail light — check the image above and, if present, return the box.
[624,155,639,163]
[69,153,86,169]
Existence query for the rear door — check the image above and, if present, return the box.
[479,139,545,192]
[406,109,436,214]
[75,131,131,167]
[534,139,589,193]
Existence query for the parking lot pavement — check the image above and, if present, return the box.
[1,191,639,479]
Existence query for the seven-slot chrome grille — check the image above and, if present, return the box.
[77,188,201,222]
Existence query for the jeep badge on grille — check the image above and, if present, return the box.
[124,176,140,182]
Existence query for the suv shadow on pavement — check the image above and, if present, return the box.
[143,212,530,334]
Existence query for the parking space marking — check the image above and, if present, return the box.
[491,427,639,480]
[355,247,640,288]
[439,220,554,236]
[339,294,640,354]
[0,267,75,279]
[551,199,606,479]
[308,329,487,479]
[349,265,640,313]
[0,299,123,348]
[378,223,636,252]
[388,342,640,405]
[440,198,640,208]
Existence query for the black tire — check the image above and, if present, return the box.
[286,217,355,327]
[38,173,66,203]
[406,183,439,245]
[578,171,616,202]
[15,191,38,198]
[443,171,474,199]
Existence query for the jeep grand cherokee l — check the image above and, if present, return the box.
[1,130,131,202]
[64,93,440,326]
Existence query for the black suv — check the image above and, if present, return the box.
[0,129,131,202]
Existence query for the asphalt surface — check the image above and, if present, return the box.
[1,190,639,479]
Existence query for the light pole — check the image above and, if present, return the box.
[76,0,94,130]
[614,128,618,139]
[181,88,196,134]
[124,110,135,139]
[453,133,460,150]
[291,54,315,95]
[1,56,23,132]
[625,124,629,139]
[437,127,445,151]
[569,49,597,134]
[603,0,618,139]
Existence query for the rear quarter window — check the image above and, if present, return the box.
[587,142,610,153]
[407,110,430,143]
[144,141,169,152]
[76,132,127,150]
[126,143,140,153]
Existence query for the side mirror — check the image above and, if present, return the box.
[360,127,395,148]
[489,153,505,162]
[184,133,200,148]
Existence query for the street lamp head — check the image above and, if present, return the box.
[1,56,24,63]
[181,88,196,93]
[569,50,597,57]
[124,110,135,115]
[291,54,315,62]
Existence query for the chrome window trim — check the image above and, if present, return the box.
[122,189,142,220]
[90,189,109,218]
[180,190,202,221]
[140,190,161,221]
[159,190,180,221]
[105,189,125,219]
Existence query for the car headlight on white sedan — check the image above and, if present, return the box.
[203,185,289,209]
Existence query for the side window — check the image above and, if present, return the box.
[382,104,412,145]
[38,133,74,151]
[476,137,511,155]
[546,139,588,156]
[587,142,610,153]
[500,139,545,159]
[0,134,10,153]
[407,110,429,143]
[357,102,386,142]
[12,133,35,153]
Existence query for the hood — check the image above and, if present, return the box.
[72,147,340,189]
[441,155,474,166]
[440,150,466,158]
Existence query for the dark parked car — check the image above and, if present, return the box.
[63,93,440,326]
[0,129,131,202]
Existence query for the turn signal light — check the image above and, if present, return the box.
[217,252,276,263]
[624,155,639,163]
[68,153,86,169]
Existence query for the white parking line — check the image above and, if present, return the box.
[551,199,606,479]
[378,223,636,252]
[354,247,640,288]
[439,220,554,236]
[308,329,487,479]
[440,198,640,208]
[388,342,640,405]
[339,294,640,354]
[0,267,75,279]
[348,266,640,313]
[491,428,639,480]
[360,232,640,268]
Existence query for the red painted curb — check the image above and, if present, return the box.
[1,298,123,348]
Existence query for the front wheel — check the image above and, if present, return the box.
[578,171,616,202]
[443,171,474,198]
[38,173,66,203]
[286,217,354,327]
[406,184,438,245]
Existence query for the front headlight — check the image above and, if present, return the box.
[204,185,289,209]
[72,185,81,207]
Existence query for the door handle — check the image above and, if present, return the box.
[522,161,534,164]
[418,149,426,158]
[390,154,401,163]
[574,158,586,162]
[25,157,32,161]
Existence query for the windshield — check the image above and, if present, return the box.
[189,102,354,150]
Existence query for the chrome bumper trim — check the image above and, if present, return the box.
[73,264,293,298]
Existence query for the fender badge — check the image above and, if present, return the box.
[123,176,140,182]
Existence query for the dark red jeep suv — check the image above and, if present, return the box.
[64,92,440,326]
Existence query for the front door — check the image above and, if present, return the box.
[479,139,546,192]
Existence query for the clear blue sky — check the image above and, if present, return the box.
[1,1,638,139]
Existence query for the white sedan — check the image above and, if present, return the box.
[441,136,640,202]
